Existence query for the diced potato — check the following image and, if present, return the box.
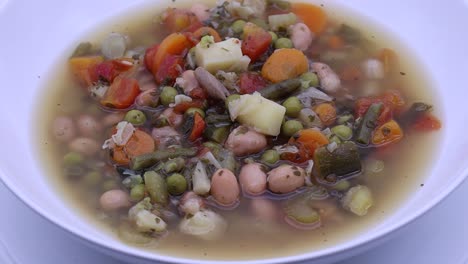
[134,209,167,232]
[228,92,286,136]
[341,185,374,216]
[194,36,251,73]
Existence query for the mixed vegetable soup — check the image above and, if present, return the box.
[36,0,442,260]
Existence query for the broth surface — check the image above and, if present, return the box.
[35,0,441,260]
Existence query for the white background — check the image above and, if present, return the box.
[1,178,467,264]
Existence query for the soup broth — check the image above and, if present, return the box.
[35,0,441,260]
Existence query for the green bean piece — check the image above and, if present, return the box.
[124,110,147,126]
[144,171,168,205]
[300,72,320,87]
[63,152,84,166]
[185,107,205,118]
[130,184,146,202]
[282,96,303,117]
[205,114,232,125]
[275,37,293,49]
[101,180,119,191]
[249,18,269,30]
[314,141,362,184]
[131,147,198,170]
[331,125,353,140]
[164,157,185,173]
[225,94,241,109]
[268,31,278,43]
[231,20,246,34]
[71,42,92,57]
[259,78,302,100]
[261,149,280,165]
[204,125,230,143]
[203,141,222,156]
[282,120,304,137]
[166,173,188,196]
[160,86,178,106]
[83,171,101,186]
[356,102,383,145]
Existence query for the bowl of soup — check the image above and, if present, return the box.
[1,0,467,263]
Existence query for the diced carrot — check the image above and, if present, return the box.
[144,44,159,72]
[412,113,442,131]
[261,48,309,83]
[378,48,398,74]
[173,99,206,114]
[372,119,404,146]
[314,103,337,126]
[151,33,193,78]
[291,3,327,35]
[69,56,104,87]
[111,130,155,165]
[282,129,330,163]
[100,76,140,109]
[192,27,222,42]
[189,112,206,142]
[327,35,345,49]
[340,65,362,82]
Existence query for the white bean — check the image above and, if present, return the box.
[52,116,76,142]
[225,126,267,156]
[190,3,210,22]
[179,191,206,215]
[69,137,100,156]
[250,198,278,222]
[239,163,267,195]
[100,189,131,211]
[77,114,102,136]
[102,113,124,128]
[267,165,305,194]
[311,62,341,93]
[288,23,314,51]
[161,108,183,128]
[210,168,240,206]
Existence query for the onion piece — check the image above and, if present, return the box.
[179,210,227,240]
[101,32,129,59]
[297,87,334,107]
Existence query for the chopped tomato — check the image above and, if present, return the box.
[412,113,441,131]
[189,112,206,142]
[355,90,405,125]
[144,44,159,72]
[94,58,134,83]
[241,23,272,62]
[239,72,268,94]
[69,56,104,87]
[189,87,208,99]
[100,76,140,109]
[173,99,206,114]
[162,8,202,33]
[282,129,329,164]
[155,55,185,85]
[281,142,310,164]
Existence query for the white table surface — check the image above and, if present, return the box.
[1,178,467,264]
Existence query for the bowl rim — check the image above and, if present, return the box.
[1,164,468,263]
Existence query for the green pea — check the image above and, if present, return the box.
[333,180,351,191]
[231,20,246,34]
[63,152,84,166]
[226,94,241,109]
[261,149,280,165]
[282,96,303,118]
[130,184,146,201]
[102,180,119,191]
[300,72,320,87]
[275,37,293,49]
[166,173,187,196]
[331,125,353,140]
[83,171,101,186]
[160,86,178,106]
[268,31,278,43]
[249,18,269,30]
[124,110,147,126]
[282,120,304,137]
[185,107,205,118]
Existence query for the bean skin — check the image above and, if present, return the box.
[52,116,76,142]
[225,126,267,156]
[239,163,267,196]
[99,189,131,211]
[267,165,305,194]
[210,168,240,207]
[69,137,100,156]
[77,114,102,136]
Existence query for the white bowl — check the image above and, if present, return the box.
[1,0,468,263]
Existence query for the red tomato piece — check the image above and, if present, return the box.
[189,112,206,142]
[95,59,134,83]
[355,90,405,125]
[241,23,272,62]
[412,113,441,131]
[189,87,208,99]
[162,8,202,33]
[155,55,185,85]
[173,99,206,114]
[239,72,268,94]
[144,44,159,72]
[100,77,140,109]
